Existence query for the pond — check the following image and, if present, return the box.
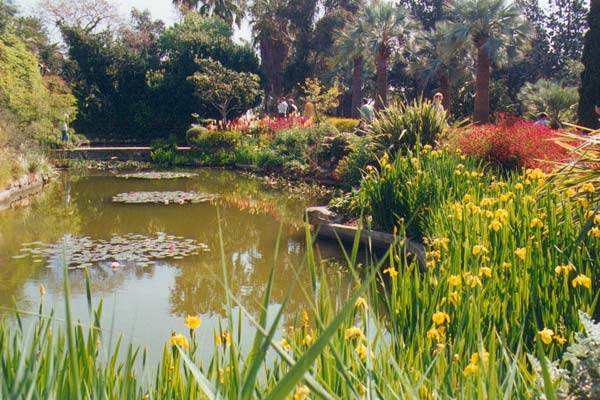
[0,169,350,364]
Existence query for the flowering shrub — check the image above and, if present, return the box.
[227,115,314,136]
[453,117,570,171]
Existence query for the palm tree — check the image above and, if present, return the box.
[362,1,418,110]
[250,0,290,112]
[447,0,532,124]
[408,22,470,111]
[334,17,368,118]
[172,0,246,27]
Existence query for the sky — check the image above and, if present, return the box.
[13,0,252,44]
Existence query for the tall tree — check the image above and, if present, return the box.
[172,0,246,28]
[447,0,532,124]
[362,0,417,110]
[188,58,260,122]
[578,0,600,129]
[401,0,444,30]
[250,0,290,110]
[408,22,469,110]
[546,0,587,63]
[334,15,368,117]
[37,0,120,33]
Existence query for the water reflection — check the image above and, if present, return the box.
[0,169,349,361]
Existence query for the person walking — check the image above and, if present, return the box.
[359,97,374,126]
[288,98,298,117]
[61,113,70,143]
[277,97,288,118]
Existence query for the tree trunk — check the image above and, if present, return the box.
[351,56,363,118]
[375,45,389,111]
[439,69,450,111]
[474,45,490,124]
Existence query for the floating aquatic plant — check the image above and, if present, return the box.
[116,172,198,179]
[15,233,208,269]
[112,191,216,204]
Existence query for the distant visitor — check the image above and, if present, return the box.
[433,92,444,112]
[61,113,70,143]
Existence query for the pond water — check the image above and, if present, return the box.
[0,169,350,364]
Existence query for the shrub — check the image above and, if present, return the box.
[451,117,570,171]
[517,79,579,128]
[233,141,259,165]
[334,135,380,187]
[256,148,285,171]
[271,123,338,167]
[320,131,358,167]
[150,139,188,166]
[190,130,241,152]
[185,125,209,146]
[367,97,447,153]
[325,117,359,133]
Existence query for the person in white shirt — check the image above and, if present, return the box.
[277,97,288,118]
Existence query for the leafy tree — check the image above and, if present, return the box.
[155,14,260,135]
[578,0,600,129]
[518,79,579,127]
[362,0,418,110]
[447,0,532,124]
[187,58,260,123]
[301,77,345,123]
[546,0,587,63]
[0,33,76,144]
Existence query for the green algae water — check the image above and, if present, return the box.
[0,169,348,364]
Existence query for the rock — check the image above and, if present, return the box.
[306,206,341,225]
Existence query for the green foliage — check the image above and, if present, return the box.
[185,124,209,146]
[150,139,188,166]
[518,79,579,127]
[334,135,380,187]
[324,117,359,133]
[256,148,285,170]
[301,77,344,123]
[367,98,447,153]
[358,145,479,238]
[190,129,241,151]
[187,58,261,123]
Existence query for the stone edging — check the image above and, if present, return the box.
[0,173,50,210]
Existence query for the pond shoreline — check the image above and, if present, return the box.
[0,172,52,210]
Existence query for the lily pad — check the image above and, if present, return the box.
[116,172,198,180]
[14,233,207,268]
[112,191,217,205]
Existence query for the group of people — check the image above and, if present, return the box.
[276,97,298,118]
